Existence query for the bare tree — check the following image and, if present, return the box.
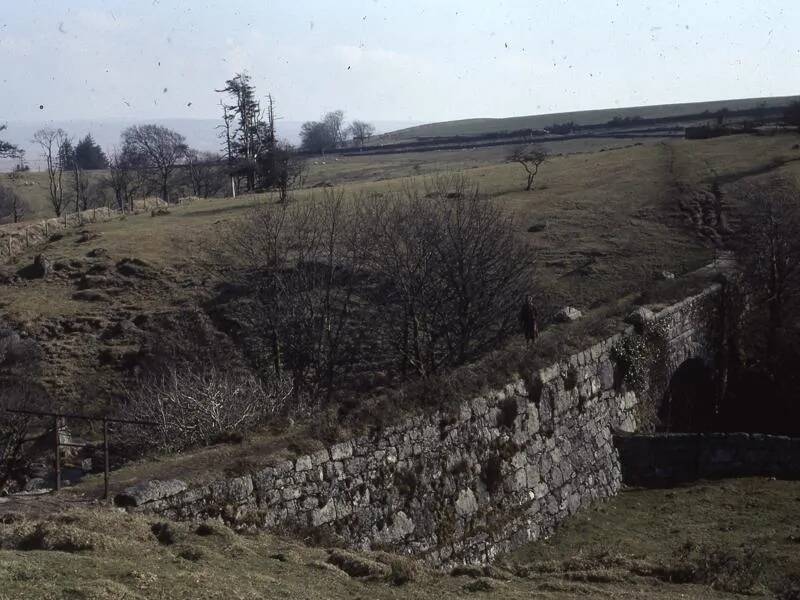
[0,325,46,493]
[271,143,307,203]
[106,149,139,212]
[0,184,28,223]
[732,179,800,373]
[32,127,69,216]
[348,120,376,148]
[363,176,535,375]
[222,191,370,398]
[508,145,548,191]
[121,124,187,202]
[60,140,89,212]
[184,149,227,198]
[219,176,535,395]
[121,367,292,453]
[300,110,347,154]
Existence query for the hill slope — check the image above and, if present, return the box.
[380,95,799,142]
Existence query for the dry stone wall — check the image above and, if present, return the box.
[123,284,724,566]
[0,207,120,262]
[616,432,800,486]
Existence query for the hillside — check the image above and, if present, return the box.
[0,477,797,599]
[2,131,800,428]
[379,95,800,142]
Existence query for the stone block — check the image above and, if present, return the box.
[295,455,313,472]
[331,441,353,461]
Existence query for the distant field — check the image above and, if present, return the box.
[379,95,800,142]
[0,169,108,223]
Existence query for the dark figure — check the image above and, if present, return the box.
[519,295,539,345]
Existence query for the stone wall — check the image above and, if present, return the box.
[615,432,800,486]
[0,207,120,262]
[121,284,724,566]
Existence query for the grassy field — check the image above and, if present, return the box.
[379,94,799,142]
[0,170,109,223]
[0,477,797,599]
[4,131,800,418]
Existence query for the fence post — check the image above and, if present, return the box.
[103,417,110,501]
[54,416,61,492]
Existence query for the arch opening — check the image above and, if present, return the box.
[659,358,716,432]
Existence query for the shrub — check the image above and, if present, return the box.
[120,367,292,453]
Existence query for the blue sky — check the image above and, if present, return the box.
[0,0,798,123]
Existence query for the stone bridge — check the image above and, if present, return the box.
[120,276,729,566]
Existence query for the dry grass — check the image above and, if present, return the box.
[2,132,799,462]
[1,477,796,599]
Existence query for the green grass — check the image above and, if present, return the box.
[0,477,796,599]
[0,170,109,222]
[3,132,800,438]
[380,94,799,142]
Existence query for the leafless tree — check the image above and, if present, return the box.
[121,124,187,202]
[362,176,535,375]
[218,175,535,395]
[106,149,139,212]
[732,178,800,372]
[184,149,227,198]
[324,110,346,148]
[68,151,89,212]
[0,184,28,223]
[121,367,292,453]
[32,127,69,216]
[272,143,307,203]
[222,191,370,398]
[508,145,548,191]
[0,324,47,492]
[348,120,376,148]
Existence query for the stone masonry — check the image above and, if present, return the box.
[121,284,724,566]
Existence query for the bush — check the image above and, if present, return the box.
[120,367,292,453]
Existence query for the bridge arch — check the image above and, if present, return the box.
[659,357,716,432]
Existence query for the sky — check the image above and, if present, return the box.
[0,0,798,125]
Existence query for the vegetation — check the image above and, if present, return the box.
[120,124,189,202]
[508,145,548,191]
[32,127,69,216]
[0,477,796,598]
[121,367,292,453]
[0,124,19,159]
[219,176,534,401]
[0,184,27,223]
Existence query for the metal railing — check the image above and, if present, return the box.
[7,409,155,500]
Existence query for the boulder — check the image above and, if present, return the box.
[32,254,51,278]
[114,479,187,508]
[18,254,52,280]
[554,307,582,323]
[656,270,675,280]
[326,549,390,578]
